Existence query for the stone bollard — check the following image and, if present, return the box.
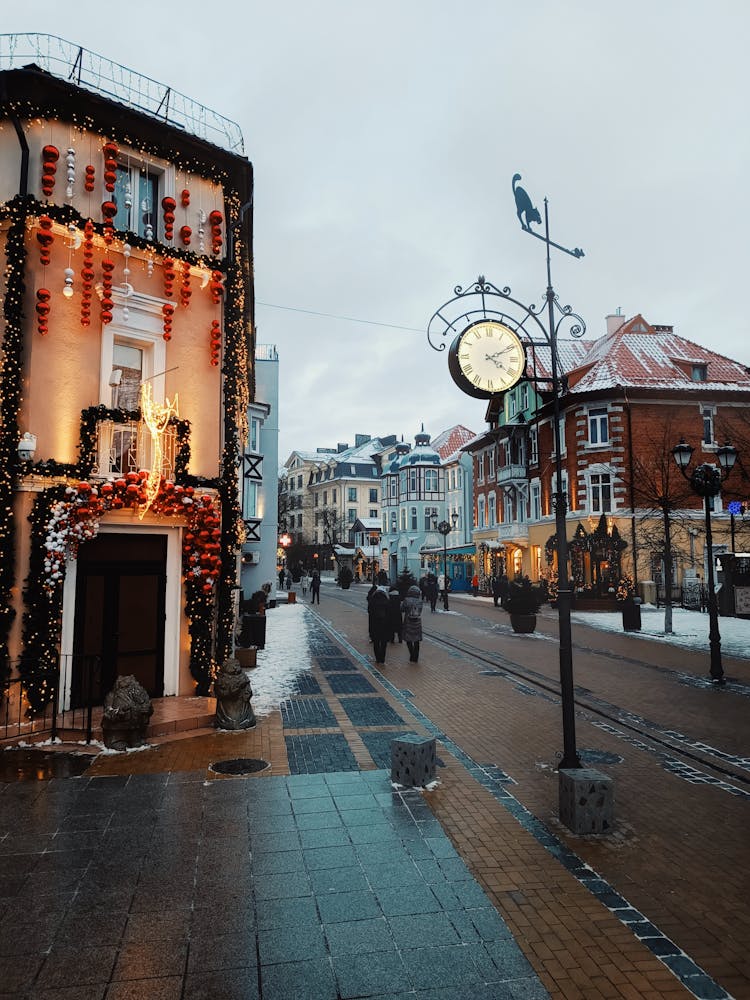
[558,768,614,834]
[214,657,256,730]
[391,735,436,787]
[101,675,153,750]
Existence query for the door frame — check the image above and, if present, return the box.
[60,522,183,710]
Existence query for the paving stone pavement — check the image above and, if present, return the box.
[3,594,740,999]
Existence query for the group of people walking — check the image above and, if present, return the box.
[367,584,423,666]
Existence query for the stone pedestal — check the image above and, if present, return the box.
[559,768,614,834]
[235,647,257,668]
[391,736,436,787]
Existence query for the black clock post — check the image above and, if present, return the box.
[426,173,586,774]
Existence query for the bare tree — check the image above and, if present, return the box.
[621,421,696,634]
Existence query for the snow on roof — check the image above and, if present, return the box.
[431,424,477,461]
[566,315,750,393]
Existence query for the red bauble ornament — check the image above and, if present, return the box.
[41,145,59,198]
[180,188,190,207]
[162,197,177,241]
[180,225,192,246]
[102,143,119,193]
[84,165,95,192]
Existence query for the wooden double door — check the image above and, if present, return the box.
[72,533,167,706]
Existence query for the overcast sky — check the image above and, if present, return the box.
[5,3,750,460]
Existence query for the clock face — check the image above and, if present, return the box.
[448,320,526,398]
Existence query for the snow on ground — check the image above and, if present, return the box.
[570,604,750,660]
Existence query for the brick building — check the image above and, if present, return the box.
[468,313,750,596]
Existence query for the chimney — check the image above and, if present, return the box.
[606,308,625,336]
[337,442,348,453]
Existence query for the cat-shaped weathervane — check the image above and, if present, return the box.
[512,173,584,259]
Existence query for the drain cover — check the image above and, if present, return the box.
[209,757,269,775]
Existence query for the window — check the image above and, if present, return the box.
[390,512,397,532]
[348,487,357,502]
[113,164,158,239]
[400,471,407,494]
[529,428,538,466]
[249,417,260,453]
[410,506,418,530]
[314,494,319,507]
[369,488,378,503]
[588,407,609,445]
[509,393,517,418]
[382,514,387,534]
[478,496,486,528]
[692,364,707,382]
[348,508,357,523]
[555,416,567,456]
[488,451,495,480]
[589,472,612,514]
[370,509,378,519]
[409,468,418,492]
[297,475,302,489]
[477,455,485,484]
[502,491,512,524]
[456,468,462,487]
[390,478,397,498]
[521,383,529,410]
[424,506,438,530]
[424,469,438,492]
[487,493,496,527]
[531,482,541,521]
[400,508,406,531]
[702,406,715,445]
[322,491,327,506]
[332,489,337,504]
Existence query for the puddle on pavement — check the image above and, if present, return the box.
[0,748,94,781]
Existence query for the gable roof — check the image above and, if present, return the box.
[565,315,750,393]
[431,424,477,461]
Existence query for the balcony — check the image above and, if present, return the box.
[497,464,528,485]
[95,420,176,479]
[496,520,530,544]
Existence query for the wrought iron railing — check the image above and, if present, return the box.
[1,655,101,744]
[94,420,176,478]
[0,33,244,154]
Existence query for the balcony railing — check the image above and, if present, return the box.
[497,464,528,484]
[496,520,530,542]
[94,420,176,478]
[0,33,244,153]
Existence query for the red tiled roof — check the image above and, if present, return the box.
[432,424,476,460]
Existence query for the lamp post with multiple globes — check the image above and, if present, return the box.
[671,439,738,685]
[433,513,458,611]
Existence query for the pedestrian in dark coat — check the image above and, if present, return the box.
[366,583,378,640]
[310,570,321,604]
[401,585,423,662]
[387,588,403,643]
[498,573,509,609]
[369,587,391,665]
[424,574,438,613]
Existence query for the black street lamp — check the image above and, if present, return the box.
[672,439,738,684]
[433,513,458,611]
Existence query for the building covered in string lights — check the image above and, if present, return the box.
[0,35,254,709]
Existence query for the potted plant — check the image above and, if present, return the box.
[338,566,353,590]
[505,576,543,633]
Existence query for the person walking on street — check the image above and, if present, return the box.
[278,567,285,588]
[425,573,438,613]
[301,572,309,597]
[310,569,321,604]
[471,573,479,596]
[402,584,423,662]
[369,587,390,665]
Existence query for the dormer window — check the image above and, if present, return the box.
[691,364,707,382]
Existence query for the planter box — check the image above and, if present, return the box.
[235,647,257,668]
[510,612,536,633]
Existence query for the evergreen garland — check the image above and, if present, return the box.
[0,206,29,670]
